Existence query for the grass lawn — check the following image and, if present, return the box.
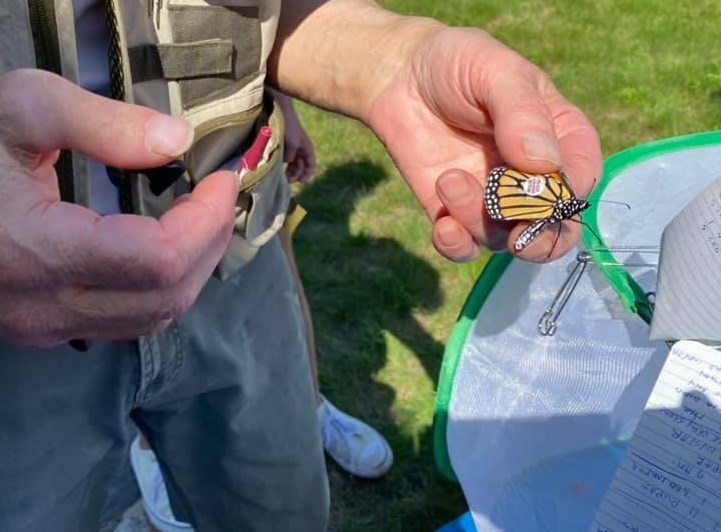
[291,1,721,530]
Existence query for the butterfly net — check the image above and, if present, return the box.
[435,132,721,531]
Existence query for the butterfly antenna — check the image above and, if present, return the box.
[578,175,598,199]
[581,175,630,207]
[596,199,631,209]
[584,176,630,208]
[567,217,604,246]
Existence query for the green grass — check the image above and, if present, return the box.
[291,1,721,530]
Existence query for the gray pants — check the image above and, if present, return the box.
[0,237,329,532]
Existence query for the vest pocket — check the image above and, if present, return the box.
[234,96,287,245]
[215,95,289,278]
[166,4,261,110]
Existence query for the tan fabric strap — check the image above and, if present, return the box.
[128,39,234,82]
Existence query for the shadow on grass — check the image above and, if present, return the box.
[294,160,466,531]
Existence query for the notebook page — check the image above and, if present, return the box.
[590,341,721,532]
[650,177,721,342]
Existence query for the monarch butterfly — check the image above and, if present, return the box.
[484,166,589,251]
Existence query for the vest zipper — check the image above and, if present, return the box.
[105,0,127,102]
[104,0,135,213]
[27,1,62,74]
[27,0,75,203]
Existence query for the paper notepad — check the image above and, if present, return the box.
[590,341,721,532]
[651,177,721,342]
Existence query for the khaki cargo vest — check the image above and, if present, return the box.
[1,0,288,278]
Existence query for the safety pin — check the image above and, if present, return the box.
[584,245,660,268]
[538,250,591,336]
[537,246,661,336]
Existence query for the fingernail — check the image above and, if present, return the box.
[522,133,562,166]
[438,224,462,247]
[441,172,471,202]
[146,115,194,157]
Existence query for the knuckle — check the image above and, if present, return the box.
[0,69,66,162]
[485,48,525,80]
[157,285,199,321]
[144,247,188,289]
[171,286,199,317]
[0,69,34,105]
[0,69,48,123]
[1,68,47,88]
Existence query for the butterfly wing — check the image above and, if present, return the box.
[484,167,573,222]
[545,170,574,202]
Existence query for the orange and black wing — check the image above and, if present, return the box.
[484,167,573,221]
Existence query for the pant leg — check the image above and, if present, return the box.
[133,236,329,532]
[0,340,140,532]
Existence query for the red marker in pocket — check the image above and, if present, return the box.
[237,126,272,180]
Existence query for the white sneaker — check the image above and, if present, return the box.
[317,396,393,478]
[129,436,193,532]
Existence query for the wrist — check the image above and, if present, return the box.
[270,1,445,123]
[352,13,446,124]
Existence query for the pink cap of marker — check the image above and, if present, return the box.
[237,126,272,178]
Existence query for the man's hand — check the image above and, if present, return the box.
[271,1,602,263]
[0,70,238,347]
[368,27,602,262]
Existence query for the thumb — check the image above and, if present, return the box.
[0,69,193,169]
[38,169,240,289]
[486,73,563,173]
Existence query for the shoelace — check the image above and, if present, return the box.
[323,414,362,459]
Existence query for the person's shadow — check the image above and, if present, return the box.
[294,160,467,530]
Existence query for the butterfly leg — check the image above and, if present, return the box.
[545,222,563,259]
